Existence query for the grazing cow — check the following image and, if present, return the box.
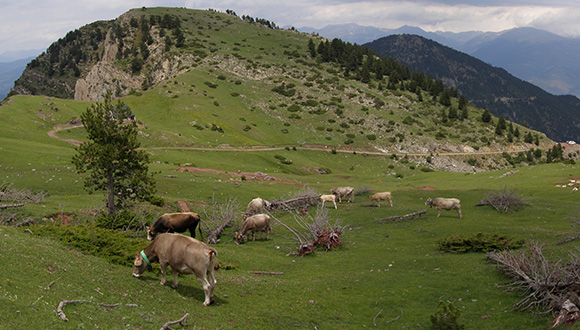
[132,233,217,306]
[147,212,202,241]
[369,192,393,207]
[235,214,271,244]
[319,194,338,209]
[425,197,462,219]
[245,197,270,216]
[331,187,355,203]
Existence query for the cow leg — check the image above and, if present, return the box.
[171,270,179,288]
[196,272,213,306]
[333,200,337,209]
[389,197,392,207]
[437,208,441,217]
[207,267,217,302]
[160,262,168,286]
[457,209,462,219]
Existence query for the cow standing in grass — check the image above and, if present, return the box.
[235,214,271,244]
[319,194,338,209]
[331,187,355,203]
[132,233,217,306]
[425,197,462,218]
[147,212,203,241]
[369,192,393,207]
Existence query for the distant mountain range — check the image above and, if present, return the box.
[0,49,42,100]
[365,34,580,142]
[299,24,580,98]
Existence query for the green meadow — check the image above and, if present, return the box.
[1,94,579,329]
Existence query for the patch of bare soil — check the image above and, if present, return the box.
[178,166,303,186]
[419,186,436,191]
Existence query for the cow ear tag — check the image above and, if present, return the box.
[134,259,142,266]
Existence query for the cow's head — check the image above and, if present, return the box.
[235,231,245,244]
[425,198,433,207]
[146,226,155,241]
[132,251,151,278]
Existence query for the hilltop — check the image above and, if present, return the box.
[7,7,562,173]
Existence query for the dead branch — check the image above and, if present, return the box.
[248,271,284,275]
[270,207,347,256]
[0,203,24,209]
[487,241,580,323]
[203,196,240,244]
[56,300,90,321]
[477,187,530,213]
[56,300,138,321]
[267,186,319,212]
[373,210,426,223]
[373,309,383,326]
[160,313,189,330]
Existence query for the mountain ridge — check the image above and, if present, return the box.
[300,23,580,98]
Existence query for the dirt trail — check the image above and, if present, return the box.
[47,124,84,146]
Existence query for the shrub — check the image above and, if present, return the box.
[366,134,376,141]
[438,232,524,253]
[430,301,465,330]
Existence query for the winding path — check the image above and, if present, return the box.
[47,123,543,157]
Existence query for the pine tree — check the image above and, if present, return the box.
[72,92,157,215]
[481,109,492,123]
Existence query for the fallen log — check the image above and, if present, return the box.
[373,210,427,223]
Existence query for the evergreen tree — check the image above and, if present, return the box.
[481,109,492,123]
[72,92,157,215]
[308,39,316,58]
[460,106,468,120]
[524,132,533,143]
[458,94,468,110]
[448,106,458,120]
[495,121,503,135]
[498,115,507,130]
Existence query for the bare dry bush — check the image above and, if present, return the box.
[267,186,319,212]
[202,197,241,244]
[271,206,348,255]
[487,241,580,326]
[0,182,47,225]
[477,187,530,213]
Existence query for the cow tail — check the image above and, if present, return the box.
[208,247,217,260]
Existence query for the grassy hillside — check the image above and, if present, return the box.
[2,7,580,330]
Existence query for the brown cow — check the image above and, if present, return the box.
[369,192,393,207]
[147,212,202,241]
[132,233,217,306]
[235,214,271,244]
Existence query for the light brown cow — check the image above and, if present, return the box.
[331,187,355,203]
[147,212,202,241]
[235,214,271,244]
[319,194,337,209]
[246,197,270,216]
[132,233,217,306]
[425,197,462,218]
[369,192,393,207]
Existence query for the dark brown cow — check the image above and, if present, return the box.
[147,212,202,241]
[132,233,217,306]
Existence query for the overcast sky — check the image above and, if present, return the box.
[2,0,580,55]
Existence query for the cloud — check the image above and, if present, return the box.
[1,0,579,54]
